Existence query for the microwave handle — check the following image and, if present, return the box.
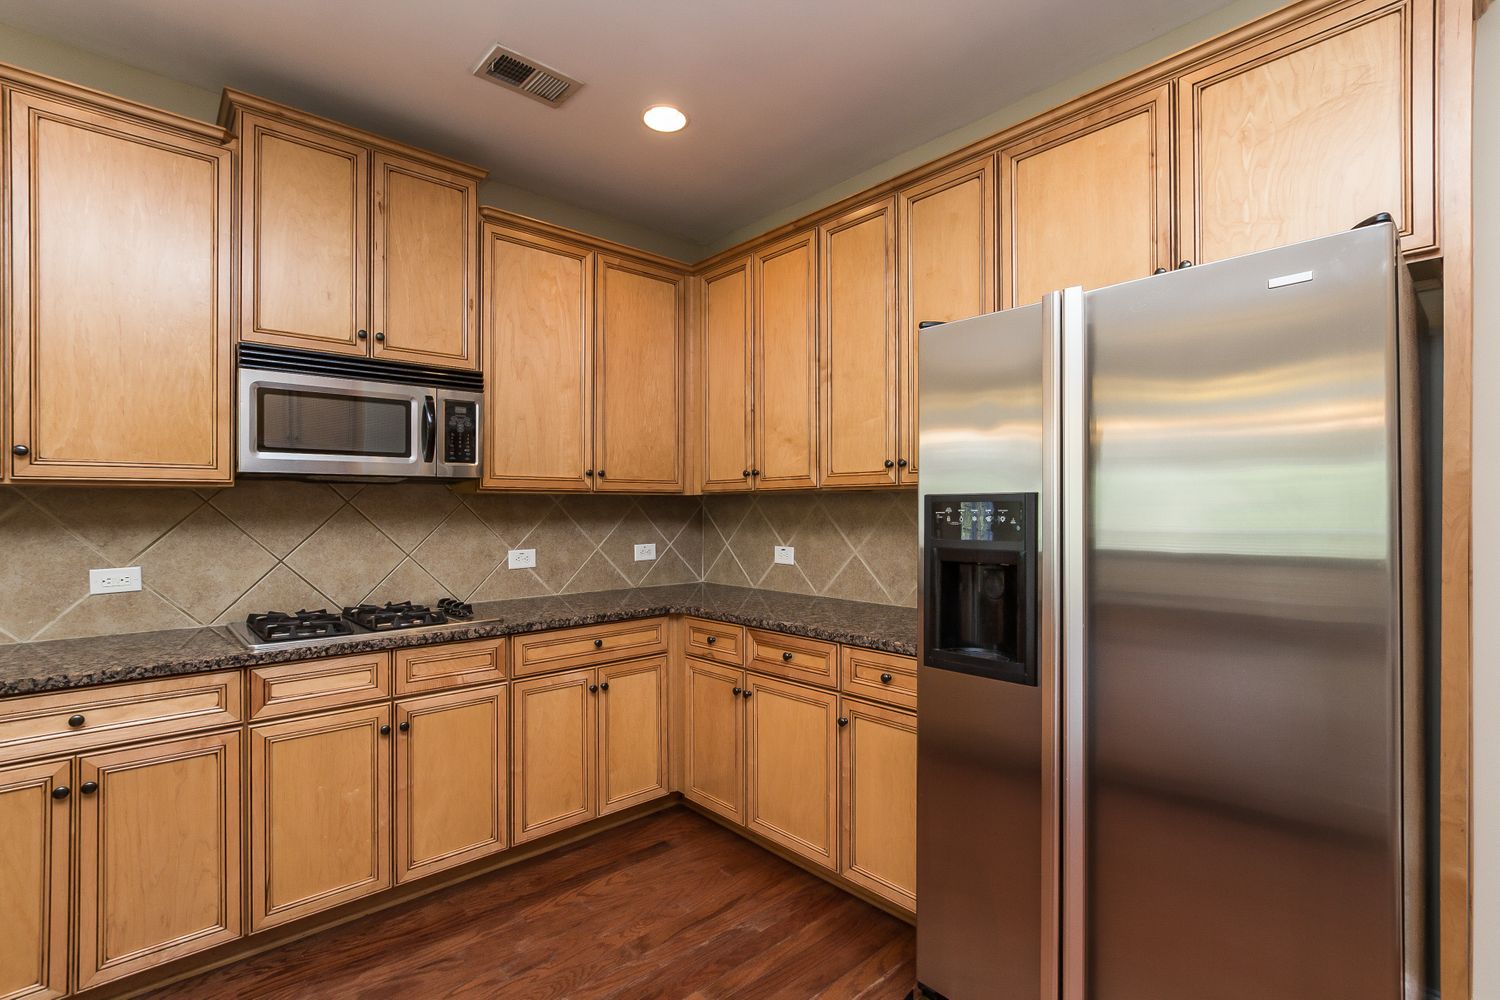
[421,395,437,463]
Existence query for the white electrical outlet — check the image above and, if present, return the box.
[507,548,537,569]
[774,545,795,565]
[634,543,657,562]
[89,567,142,595]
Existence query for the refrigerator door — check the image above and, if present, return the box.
[1072,225,1408,999]
[917,297,1062,1000]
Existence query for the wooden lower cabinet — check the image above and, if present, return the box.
[682,659,746,824]
[76,731,242,991]
[395,685,508,884]
[597,656,668,816]
[839,698,917,911]
[745,674,840,871]
[0,759,70,1000]
[511,669,596,844]
[249,704,391,931]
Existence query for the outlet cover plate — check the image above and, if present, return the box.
[89,567,142,594]
[507,549,537,569]
[634,543,657,562]
[774,545,795,565]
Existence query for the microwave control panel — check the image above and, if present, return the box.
[443,400,478,465]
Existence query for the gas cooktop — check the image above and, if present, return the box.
[230,600,475,652]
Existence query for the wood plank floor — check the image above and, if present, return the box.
[154,806,916,999]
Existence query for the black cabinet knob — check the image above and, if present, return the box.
[357,329,369,340]
[838,717,849,727]
[742,469,751,478]
[732,686,742,696]
[80,781,98,795]
[593,638,604,648]
[12,444,28,457]
[398,721,410,732]
[781,651,793,662]
[1176,260,1194,269]
[742,689,752,699]
[589,684,599,693]
[880,672,893,684]
[706,636,717,645]
[751,469,760,476]
[884,459,894,468]
[585,469,593,477]
[1153,267,1169,275]
[897,458,908,468]
[375,331,386,342]
[597,469,606,478]
[600,681,610,692]
[379,724,391,735]
[52,785,70,800]
[67,714,85,728]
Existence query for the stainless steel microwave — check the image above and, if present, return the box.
[237,345,482,479]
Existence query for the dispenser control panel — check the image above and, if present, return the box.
[929,498,1027,542]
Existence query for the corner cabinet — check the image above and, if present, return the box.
[5,83,234,484]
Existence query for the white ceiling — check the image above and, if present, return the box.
[0,0,1233,249]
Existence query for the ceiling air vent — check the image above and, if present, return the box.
[472,44,583,108]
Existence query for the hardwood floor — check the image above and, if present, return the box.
[154,806,916,999]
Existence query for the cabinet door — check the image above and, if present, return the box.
[819,198,898,488]
[395,684,507,884]
[754,229,819,490]
[593,255,686,491]
[7,91,233,483]
[239,113,369,356]
[683,660,745,824]
[249,704,391,931]
[897,157,996,483]
[511,669,596,843]
[597,656,668,815]
[481,225,594,491]
[1177,0,1435,263]
[839,698,917,911]
[0,759,70,1000]
[700,256,754,493]
[76,731,241,991]
[745,673,839,870]
[1001,85,1172,308]
[371,153,479,369]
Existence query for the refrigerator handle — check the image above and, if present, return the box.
[1059,286,1089,1000]
[1039,291,1065,1000]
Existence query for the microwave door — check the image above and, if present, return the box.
[238,369,429,477]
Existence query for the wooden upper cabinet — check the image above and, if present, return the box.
[76,731,242,991]
[0,758,70,1000]
[371,153,479,369]
[239,113,368,355]
[700,256,754,492]
[1177,0,1435,263]
[755,229,819,490]
[6,89,233,483]
[898,157,996,483]
[819,199,899,488]
[481,225,594,491]
[593,255,686,492]
[1002,85,1173,307]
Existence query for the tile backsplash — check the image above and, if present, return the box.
[0,483,917,644]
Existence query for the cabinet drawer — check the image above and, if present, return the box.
[840,646,917,710]
[394,638,506,695]
[0,672,243,765]
[684,618,745,666]
[746,629,838,688]
[250,652,392,720]
[511,618,668,678]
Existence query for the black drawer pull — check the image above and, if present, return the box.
[781,651,793,662]
[67,714,85,728]
[80,781,98,795]
[51,785,70,800]
[880,672,893,684]
[594,638,604,648]
[705,636,717,645]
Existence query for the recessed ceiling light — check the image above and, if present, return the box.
[643,105,688,133]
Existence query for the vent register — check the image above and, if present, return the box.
[472,44,583,107]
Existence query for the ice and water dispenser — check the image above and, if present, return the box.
[922,493,1038,685]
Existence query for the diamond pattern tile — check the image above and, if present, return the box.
[214,566,336,625]
[824,558,889,605]
[521,506,599,592]
[705,549,753,587]
[211,481,343,558]
[726,507,778,586]
[561,550,629,594]
[29,486,203,564]
[469,563,551,602]
[410,506,508,599]
[787,505,856,592]
[640,549,697,587]
[856,504,919,603]
[285,506,404,608]
[0,501,99,639]
[139,505,279,624]
[351,483,460,552]
[38,588,195,641]
[464,493,556,548]
[365,558,450,606]
[600,505,669,585]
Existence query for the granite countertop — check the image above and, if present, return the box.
[0,584,917,698]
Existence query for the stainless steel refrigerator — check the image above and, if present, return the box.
[914,222,1424,1000]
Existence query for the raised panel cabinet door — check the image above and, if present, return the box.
[75,731,242,991]
[819,198,899,488]
[745,674,839,870]
[395,684,507,884]
[683,660,745,824]
[754,229,819,490]
[700,256,754,493]
[7,91,233,483]
[597,656,668,815]
[839,698,917,912]
[511,669,596,843]
[481,225,594,491]
[898,156,997,484]
[238,112,369,355]
[249,704,391,931]
[593,255,686,492]
[0,759,70,1000]
[1001,85,1172,309]
[1178,0,1435,263]
[371,152,479,369]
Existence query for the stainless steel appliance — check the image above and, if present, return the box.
[229,599,476,652]
[237,345,482,479]
[915,222,1424,1000]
